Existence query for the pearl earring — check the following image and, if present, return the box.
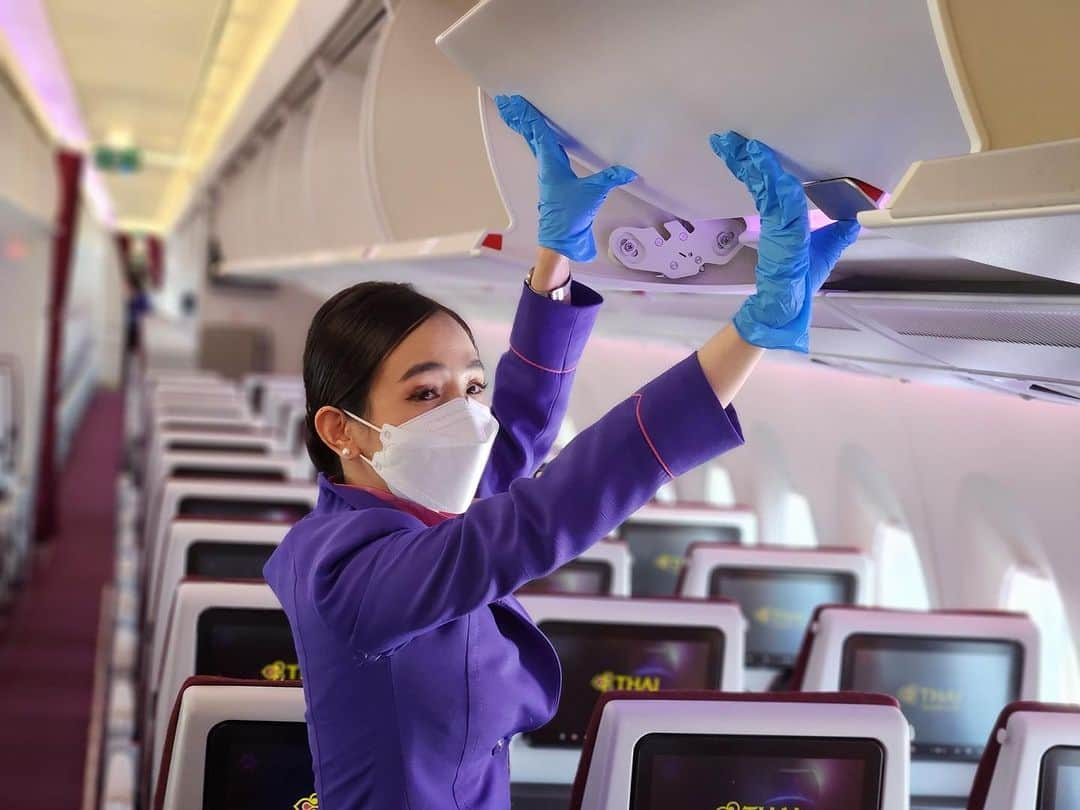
[341,448,351,458]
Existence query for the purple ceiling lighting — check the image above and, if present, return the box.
[0,1,114,223]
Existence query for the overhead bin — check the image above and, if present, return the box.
[267,101,317,256]
[0,78,56,233]
[221,0,528,297]
[438,0,976,221]
[859,140,1080,284]
[217,0,1079,305]
[303,36,384,252]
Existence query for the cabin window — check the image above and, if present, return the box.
[872,522,931,610]
[1001,566,1080,702]
[654,480,678,504]
[704,465,735,508]
[777,491,817,547]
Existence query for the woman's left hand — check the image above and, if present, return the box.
[709,131,861,352]
[496,94,638,262]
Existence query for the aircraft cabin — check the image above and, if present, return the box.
[0,1,1078,809]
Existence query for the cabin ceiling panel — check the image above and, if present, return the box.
[42,0,299,229]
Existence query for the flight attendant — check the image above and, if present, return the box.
[263,95,860,809]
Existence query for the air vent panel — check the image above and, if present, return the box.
[855,302,1080,348]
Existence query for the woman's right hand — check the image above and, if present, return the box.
[710,131,860,353]
[496,95,638,262]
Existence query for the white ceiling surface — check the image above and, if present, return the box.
[43,0,227,222]
[39,0,310,230]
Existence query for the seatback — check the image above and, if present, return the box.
[968,702,1080,810]
[793,605,1041,800]
[512,594,745,787]
[519,540,632,597]
[680,544,873,690]
[241,373,302,418]
[149,581,297,796]
[615,503,758,596]
[142,451,301,542]
[155,429,277,457]
[570,691,910,810]
[145,479,316,606]
[154,677,313,810]
[147,519,290,659]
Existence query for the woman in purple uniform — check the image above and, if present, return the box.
[263,95,860,809]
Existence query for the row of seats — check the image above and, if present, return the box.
[102,369,314,809]
[572,693,1080,810]
[97,366,1067,810]
[0,356,31,610]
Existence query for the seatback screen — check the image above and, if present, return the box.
[186,542,279,580]
[1039,746,1080,810]
[631,733,884,810]
[528,621,724,747]
[177,497,309,523]
[195,608,300,682]
[840,634,1022,761]
[171,466,286,482]
[710,567,856,667]
[160,421,256,434]
[518,560,612,596]
[620,521,740,596]
[202,720,315,810]
[166,441,269,455]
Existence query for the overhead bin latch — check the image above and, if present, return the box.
[608,218,745,279]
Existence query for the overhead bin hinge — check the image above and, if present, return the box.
[608,218,745,279]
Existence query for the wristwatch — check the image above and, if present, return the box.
[526,268,573,302]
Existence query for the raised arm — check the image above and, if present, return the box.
[308,125,860,660]
[476,263,601,496]
[476,96,637,493]
[309,353,743,660]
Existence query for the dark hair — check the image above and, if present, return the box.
[303,281,475,477]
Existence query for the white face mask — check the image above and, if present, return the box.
[343,397,499,514]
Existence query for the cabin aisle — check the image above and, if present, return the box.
[0,390,122,806]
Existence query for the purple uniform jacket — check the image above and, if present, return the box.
[263,282,745,809]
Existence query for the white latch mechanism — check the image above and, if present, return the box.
[608,218,746,279]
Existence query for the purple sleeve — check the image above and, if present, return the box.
[309,353,744,658]
[475,281,602,497]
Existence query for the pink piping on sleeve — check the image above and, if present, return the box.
[509,345,578,375]
[632,393,674,479]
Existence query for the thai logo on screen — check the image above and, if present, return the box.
[261,659,301,681]
[715,801,802,810]
[753,605,807,630]
[293,794,318,810]
[897,682,962,712]
[653,553,685,573]
[590,670,663,693]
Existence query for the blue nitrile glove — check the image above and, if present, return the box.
[496,94,638,262]
[709,131,861,352]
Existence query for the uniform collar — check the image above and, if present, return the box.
[316,473,453,527]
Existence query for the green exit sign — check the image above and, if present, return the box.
[94,146,141,173]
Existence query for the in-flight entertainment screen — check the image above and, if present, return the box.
[840,634,1022,761]
[527,621,724,747]
[630,733,884,810]
[620,521,740,596]
[709,567,855,667]
[519,559,612,596]
[1038,746,1080,810]
[186,541,279,580]
[202,720,315,810]
[177,497,310,523]
[195,608,299,681]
